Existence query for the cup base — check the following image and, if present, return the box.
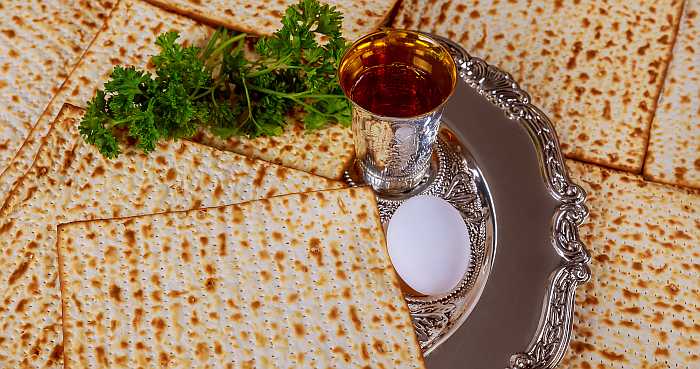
[349,148,439,199]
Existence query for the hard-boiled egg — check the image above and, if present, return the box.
[386,195,471,296]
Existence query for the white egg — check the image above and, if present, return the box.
[386,195,471,296]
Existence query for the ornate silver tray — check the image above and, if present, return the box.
[348,36,591,368]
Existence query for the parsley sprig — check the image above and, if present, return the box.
[80,0,351,158]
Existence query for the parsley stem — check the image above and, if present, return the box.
[240,75,260,129]
[204,33,247,70]
[247,85,344,100]
[105,116,137,129]
[191,77,225,100]
[199,28,221,60]
[286,96,335,118]
[247,55,294,78]
[212,33,246,58]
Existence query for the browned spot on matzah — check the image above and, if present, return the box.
[8,260,31,285]
[0,220,14,234]
[124,230,136,246]
[166,168,177,181]
[309,237,323,266]
[15,299,27,313]
[293,323,305,337]
[109,285,122,302]
[349,306,362,331]
[205,278,217,292]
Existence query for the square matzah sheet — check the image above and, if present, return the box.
[58,187,426,368]
[0,103,339,368]
[561,160,700,368]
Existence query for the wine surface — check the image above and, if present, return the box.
[350,63,446,118]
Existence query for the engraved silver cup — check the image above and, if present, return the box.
[339,30,457,194]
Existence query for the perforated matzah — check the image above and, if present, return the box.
[393,0,684,172]
[0,104,340,368]
[0,0,113,178]
[644,1,700,189]
[57,187,425,368]
[0,0,353,199]
[0,0,211,206]
[143,0,396,41]
[561,160,700,368]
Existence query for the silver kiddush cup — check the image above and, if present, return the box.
[338,30,457,195]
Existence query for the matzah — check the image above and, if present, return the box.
[192,118,354,181]
[143,0,396,41]
[0,104,340,368]
[560,160,700,368]
[644,2,700,189]
[393,0,683,172]
[0,0,113,178]
[0,0,353,206]
[0,0,211,206]
[57,187,425,368]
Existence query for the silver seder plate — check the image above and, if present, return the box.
[346,36,591,368]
